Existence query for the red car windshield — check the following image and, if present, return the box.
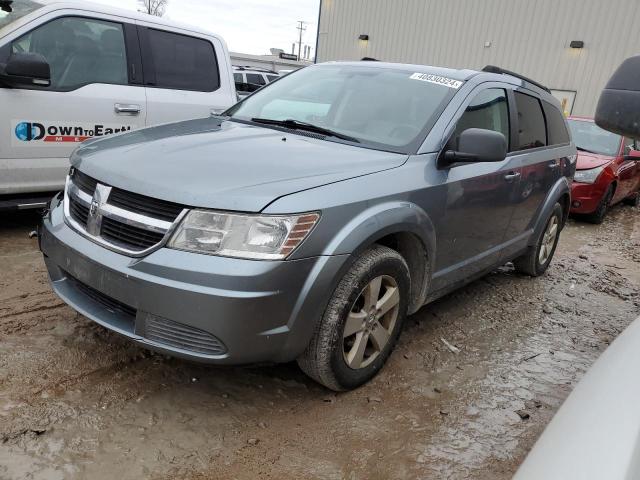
[568,119,621,157]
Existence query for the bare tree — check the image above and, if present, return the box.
[139,0,167,17]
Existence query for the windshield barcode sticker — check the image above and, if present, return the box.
[410,73,463,89]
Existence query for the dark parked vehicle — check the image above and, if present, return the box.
[568,117,640,223]
[39,62,576,390]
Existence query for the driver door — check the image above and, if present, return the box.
[0,13,146,194]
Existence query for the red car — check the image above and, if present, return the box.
[568,117,640,223]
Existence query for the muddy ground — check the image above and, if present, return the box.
[1,205,639,480]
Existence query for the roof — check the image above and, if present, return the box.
[35,0,225,41]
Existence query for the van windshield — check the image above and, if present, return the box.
[0,0,43,31]
[225,64,461,153]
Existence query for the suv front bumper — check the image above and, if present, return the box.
[39,199,347,364]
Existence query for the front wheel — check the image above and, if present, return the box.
[514,202,563,276]
[586,184,614,224]
[297,245,410,391]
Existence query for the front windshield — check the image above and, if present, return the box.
[567,119,621,156]
[0,0,43,30]
[225,64,460,153]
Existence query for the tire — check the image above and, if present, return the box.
[297,245,410,391]
[623,191,640,207]
[586,184,614,224]
[514,202,563,277]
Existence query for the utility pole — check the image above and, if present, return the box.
[296,20,307,61]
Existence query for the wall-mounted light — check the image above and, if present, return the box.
[358,34,369,41]
[569,40,584,49]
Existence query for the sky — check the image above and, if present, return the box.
[92,0,320,56]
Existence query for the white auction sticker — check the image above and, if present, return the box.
[409,73,463,89]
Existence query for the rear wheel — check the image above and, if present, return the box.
[623,191,640,207]
[514,202,563,277]
[586,184,614,224]
[297,245,410,391]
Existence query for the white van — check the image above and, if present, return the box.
[0,0,236,209]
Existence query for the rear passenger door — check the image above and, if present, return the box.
[137,24,234,124]
[501,91,570,259]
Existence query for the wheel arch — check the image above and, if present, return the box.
[530,177,571,245]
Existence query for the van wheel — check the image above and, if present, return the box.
[586,184,614,224]
[297,245,410,391]
[514,202,563,277]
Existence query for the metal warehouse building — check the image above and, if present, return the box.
[315,0,640,116]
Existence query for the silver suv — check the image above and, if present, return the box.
[39,62,576,390]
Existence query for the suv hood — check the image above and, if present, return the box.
[576,151,614,170]
[72,118,408,212]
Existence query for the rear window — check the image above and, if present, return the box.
[146,29,219,92]
[514,92,547,150]
[543,101,570,145]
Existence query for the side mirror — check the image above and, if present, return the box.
[444,128,507,164]
[595,55,640,140]
[624,149,640,161]
[0,52,51,88]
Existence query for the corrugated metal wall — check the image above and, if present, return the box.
[316,0,640,116]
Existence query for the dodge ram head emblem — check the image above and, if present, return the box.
[86,184,112,236]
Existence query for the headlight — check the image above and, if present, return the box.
[167,210,319,259]
[573,165,605,184]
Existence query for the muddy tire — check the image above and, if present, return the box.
[297,245,410,391]
[586,184,614,224]
[623,191,640,207]
[514,202,563,277]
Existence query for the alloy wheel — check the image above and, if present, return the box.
[538,215,559,265]
[343,275,400,369]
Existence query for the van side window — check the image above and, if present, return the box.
[11,17,128,90]
[542,101,570,145]
[246,73,266,86]
[146,29,219,92]
[453,88,510,149]
[514,92,547,150]
[266,74,279,83]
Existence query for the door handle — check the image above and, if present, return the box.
[114,104,141,115]
[504,172,521,181]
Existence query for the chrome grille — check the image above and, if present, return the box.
[64,169,187,255]
[144,314,227,356]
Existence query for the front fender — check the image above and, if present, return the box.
[321,200,436,268]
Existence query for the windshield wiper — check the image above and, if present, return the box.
[251,118,360,143]
[576,146,597,154]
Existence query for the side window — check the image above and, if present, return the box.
[453,88,510,149]
[266,74,279,83]
[146,29,219,92]
[246,73,266,86]
[624,136,637,154]
[514,92,547,150]
[542,101,570,145]
[10,17,128,90]
[233,73,242,83]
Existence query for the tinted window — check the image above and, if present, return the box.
[246,73,266,86]
[11,16,127,90]
[568,119,621,156]
[514,92,547,150]
[233,73,242,83]
[542,101,570,145]
[453,89,510,148]
[266,74,279,83]
[147,29,219,92]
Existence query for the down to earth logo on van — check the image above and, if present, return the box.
[12,120,135,146]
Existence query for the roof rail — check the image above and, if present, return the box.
[232,65,279,75]
[481,65,550,93]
